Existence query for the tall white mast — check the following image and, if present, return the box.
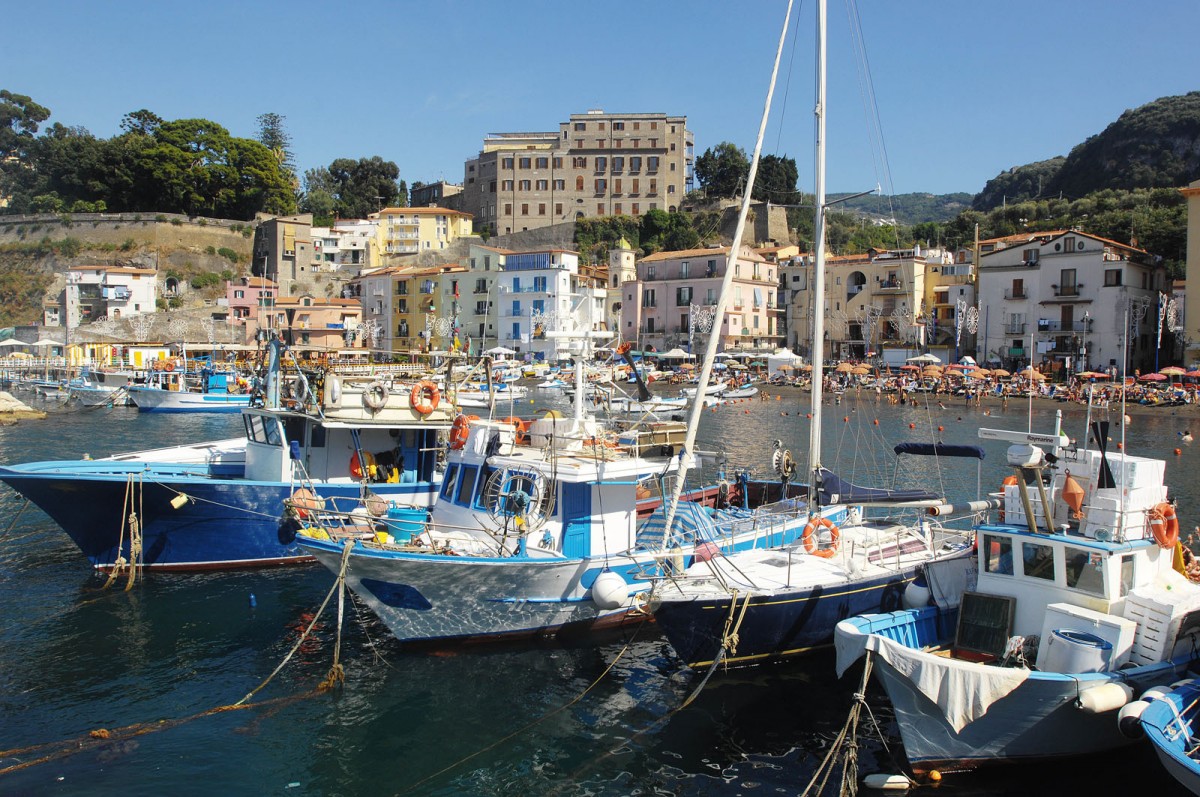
[656,0,794,548]
[808,0,828,510]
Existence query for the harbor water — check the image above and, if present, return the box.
[1,387,1195,795]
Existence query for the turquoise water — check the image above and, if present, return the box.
[0,388,1194,795]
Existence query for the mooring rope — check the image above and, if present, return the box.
[2,497,31,536]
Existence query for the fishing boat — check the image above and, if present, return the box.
[0,343,455,570]
[646,0,976,670]
[833,415,1200,774]
[717,385,759,401]
[127,361,254,413]
[1131,677,1200,794]
[293,297,820,644]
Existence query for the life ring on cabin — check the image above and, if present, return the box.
[350,451,376,480]
[1149,502,1180,549]
[363,381,389,412]
[292,377,310,406]
[163,360,175,372]
[502,416,529,445]
[449,413,476,450]
[410,380,440,416]
[802,517,840,558]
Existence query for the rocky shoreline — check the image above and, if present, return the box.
[0,391,48,424]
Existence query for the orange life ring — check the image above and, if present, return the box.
[1150,502,1180,549]
[410,380,440,416]
[449,414,478,450]
[502,416,529,445]
[350,451,376,480]
[802,516,840,558]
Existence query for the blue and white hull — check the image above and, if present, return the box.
[1139,679,1200,795]
[129,387,251,413]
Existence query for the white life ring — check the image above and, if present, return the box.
[327,375,342,405]
[363,381,389,412]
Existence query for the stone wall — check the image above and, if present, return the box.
[0,212,255,259]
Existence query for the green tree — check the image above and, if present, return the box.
[0,89,50,159]
[326,156,402,218]
[299,167,337,225]
[753,154,800,204]
[119,109,163,136]
[695,142,750,198]
[255,112,294,174]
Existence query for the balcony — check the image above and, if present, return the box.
[1036,319,1092,333]
[1004,288,1027,300]
[1052,283,1082,297]
[873,279,904,294]
[1004,323,1026,334]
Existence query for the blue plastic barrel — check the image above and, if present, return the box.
[385,506,427,543]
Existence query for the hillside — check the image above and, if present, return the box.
[828,192,972,225]
[974,92,1200,210]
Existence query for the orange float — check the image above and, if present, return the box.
[802,517,840,558]
[409,380,440,415]
[1149,502,1180,549]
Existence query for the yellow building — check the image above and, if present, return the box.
[371,207,474,259]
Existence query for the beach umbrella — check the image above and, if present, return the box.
[659,347,691,359]
[906,353,942,364]
[1186,370,1200,378]
[991,368,1011,378]
[30,338,63,347]
[835,362,854,373]
[900,364,920,371]
[851,365,872,375]
[799,364,813,371]
[678,362,696,370]
[1138,372,1167,382]
[1076,371,1109,379]
[749,361,767,367]
[777,364,794,372]
[1159,366,1187,376]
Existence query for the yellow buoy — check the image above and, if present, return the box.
[928,770,942,783]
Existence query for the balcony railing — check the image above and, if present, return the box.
[1004,288,1026,299]
[1036,319,1092,333]
[1052,284,1082,297]
[1004,323,1026,334]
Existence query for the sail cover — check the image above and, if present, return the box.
[893,442,986,459]
[817,467,939,505]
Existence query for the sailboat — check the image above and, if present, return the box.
[646,0,978,669]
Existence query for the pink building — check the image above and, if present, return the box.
[243,294,364,352]
[225,276,278,325]
[619,245,783,352]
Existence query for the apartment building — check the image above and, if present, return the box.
[370,206,474,259]
[461,110,693,235]
[620,245,782,353]
[242,294,364,351]
[67,265,158,320]
[977,230,1165,374]
[225,276,278,326]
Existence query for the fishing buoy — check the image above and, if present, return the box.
[937,425,944,432]
[863,773,911,790]
[590,570,630,610]
[903,576,930,609]
[1176,448,1182,456]
[776,395,781,401]
[1124,414,1132,425]
[874,419,879,426]
[780,412,786,416]
[927,771,942,784]
[170,493,189,510]
[1117,442,1124,450]
[909,423,915,429]
[806,413,812,419]
[844,416,850,423]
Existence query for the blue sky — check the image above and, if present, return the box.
[5,0,1197,197]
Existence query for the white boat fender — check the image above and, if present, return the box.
[1117,700,1151,738]
[862,773,912,790]
[902,576,930,610]
[1077,681,1133,713]
[591,570,630,610]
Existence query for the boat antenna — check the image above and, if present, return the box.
[657,0,794,549]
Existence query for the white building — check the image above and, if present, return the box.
[976,230,1165,375]
[68,265,157,321]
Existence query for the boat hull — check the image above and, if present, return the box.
[129,388,251,413]
[653,570,916,668]
[1140,680,1200,795]
[0,461,438,571]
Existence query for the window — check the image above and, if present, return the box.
[553,179,565,190]
[1021,541,1056,581]
[519,180,531,191]
[642,289,656,308]
[456,465,478,506]
[234,290,245,299]
[502,157,513,169]
[598,122,606,131]
[552,157,562,168]
[983,534,1013,575]
[612,157,624,172]
[519,157,531,169]
[512,300,521,315]
[614,179,622,194]
[595,156,607,172]
[521,203,528,215]
[596,139,606,148]
[1060,268,1077,295]
[650,138,658,147]
[598,203,605,214]
[632,178,639,194]
[670,162,677,171]
[668,184,676,194]
[572,156,586,168]
[536,157,548,169]
[632,203,639,214]
[574,122,586,131]
[1065,546,1106,596]
[504,203,512,215]
[648,156,660,172]
[648,179,657,195]
[488,180,496,192]
[680,261,690,279]
[538,203,546,215]
[614,203,622,214]
[536,179,548,190]
[650,122,658,130]
[576,176,584,191]
[1104,269,1122,286]
[676,286,692,306]
[1022,248,1039,264]
[501,179,513,191]
[646,266,656,280]
[612,121,624,130]
[595,179,607,193]
[630,156,641,172]
[555,203,563,215]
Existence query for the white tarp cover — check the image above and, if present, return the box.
[835,631,1029,732]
